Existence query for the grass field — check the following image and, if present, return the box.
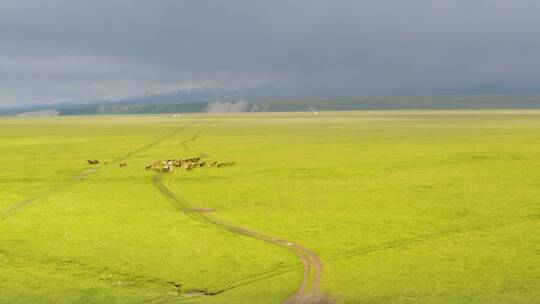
[1,111,539,304]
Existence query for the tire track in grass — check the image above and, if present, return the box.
[145,213,538,304]
[324,214,539,264]
[180,128,211,159]
[151,128,330,304]
[0,247,187,296]
[111,122,193,164]
[1,122,192,220]
[202,214,539,299]
[153,174,329,304]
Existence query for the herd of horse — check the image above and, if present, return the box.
[145,157,235,172]
[87,157,235,172]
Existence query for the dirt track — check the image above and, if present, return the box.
[153,173,330,303]
[152,127,331,303]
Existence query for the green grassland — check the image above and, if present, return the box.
[0,111,539,303]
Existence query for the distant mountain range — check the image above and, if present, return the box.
[114,86,269,105]
[4,84,540,116]
[4,95,540,117]
[0,86,280,114]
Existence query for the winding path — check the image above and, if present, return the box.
[153,128,330,303]
[153,174,329,303]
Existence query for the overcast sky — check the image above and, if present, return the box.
[1,0,540,106]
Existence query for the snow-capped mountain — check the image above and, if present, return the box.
[111,86,278,105]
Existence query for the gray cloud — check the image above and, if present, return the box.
[1,0,540,105]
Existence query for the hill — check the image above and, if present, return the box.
[4,96,540,116]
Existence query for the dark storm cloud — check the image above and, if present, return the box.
[1,0,540,105]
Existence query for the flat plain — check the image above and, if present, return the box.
[1,111,539,304]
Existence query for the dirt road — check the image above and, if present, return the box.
[153,172,330,304]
